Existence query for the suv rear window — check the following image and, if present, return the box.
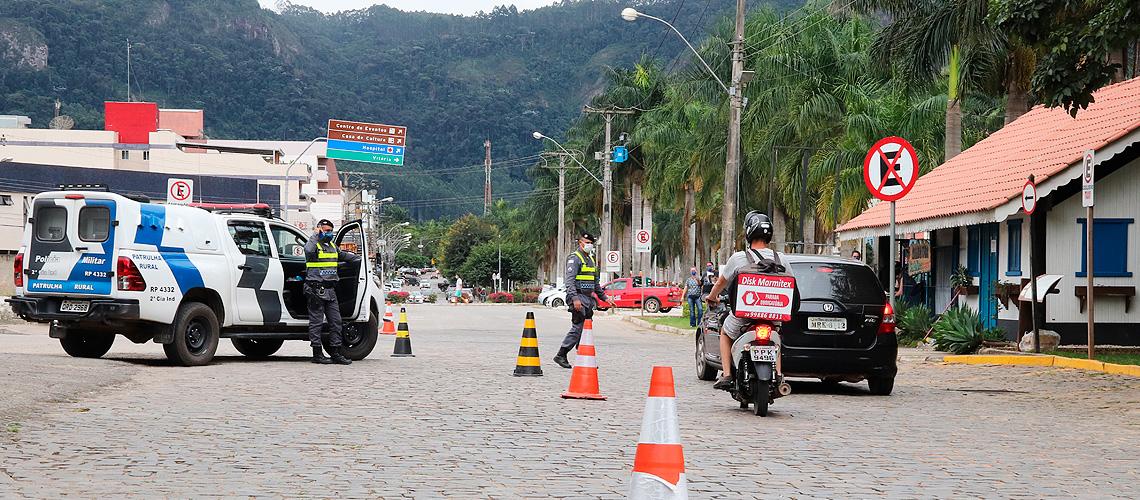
[78,206,111,242]
[789,262,884,304]
[35,206,67,242]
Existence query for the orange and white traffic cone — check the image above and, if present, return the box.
[630,366,687,499]
[561,319,605,400]
[381,302,396,335]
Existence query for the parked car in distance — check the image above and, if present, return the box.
[408,291,425,304]
[539,285,566,308]
[420,280,433,289]
[595,278,682,313]
[694,254,897,395]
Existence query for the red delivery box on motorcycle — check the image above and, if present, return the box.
[732,273,796,321]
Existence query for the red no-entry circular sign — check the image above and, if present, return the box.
[863,136,919,202]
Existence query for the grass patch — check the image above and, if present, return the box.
[1050,350,1140,366]
[645,316,697,331]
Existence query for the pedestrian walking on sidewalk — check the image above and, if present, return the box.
[554,231,608,369]
[684,268,703,327]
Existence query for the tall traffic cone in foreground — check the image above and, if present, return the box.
[630,366,687,499]
[381,302,396,335]
[391,307,414,357]
[561,319,605,400]
[513,311,543,377]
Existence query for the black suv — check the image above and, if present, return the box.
[695,254,897,395]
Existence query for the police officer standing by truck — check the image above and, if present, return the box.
[305,219,360,365]
[553,232,607,369]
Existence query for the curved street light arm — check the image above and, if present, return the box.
[537,135,604,186]
[635,12,731,95]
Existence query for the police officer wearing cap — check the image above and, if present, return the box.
[554,231,607,368]
[304,219,360,365]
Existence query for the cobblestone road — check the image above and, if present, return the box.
[1,304,1138,498]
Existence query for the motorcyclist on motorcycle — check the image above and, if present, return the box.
[705,211,784,390]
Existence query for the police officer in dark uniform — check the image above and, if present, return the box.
[554,232,607,369]
[304,219,360,365]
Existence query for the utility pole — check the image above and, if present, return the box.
[557,155,567,284]
[541,152,571,286]
[718,0,746,263]
[583,106,634,262]
[484,139,492,216]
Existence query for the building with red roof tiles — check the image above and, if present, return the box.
[837,77,1140,345]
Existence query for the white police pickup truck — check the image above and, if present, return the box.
[7,191,382,366]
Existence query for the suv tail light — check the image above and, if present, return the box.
[754,323,774,345]
[13,252,22,287]
[117,256,146,292]
[878,303,896,335]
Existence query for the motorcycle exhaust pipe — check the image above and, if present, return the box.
[777,381,792,397]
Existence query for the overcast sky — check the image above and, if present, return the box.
[259,0,561,16]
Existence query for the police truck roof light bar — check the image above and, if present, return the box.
[58,184,108,191]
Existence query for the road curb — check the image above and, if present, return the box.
[943,354,1140,377]
[621,316,690,336]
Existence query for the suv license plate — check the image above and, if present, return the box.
[808,317,847,331]
[750,345,778,363]
[59,300,90,313]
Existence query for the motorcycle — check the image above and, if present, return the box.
[707,296,792,416]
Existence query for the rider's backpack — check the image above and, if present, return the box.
[728,249,797,321]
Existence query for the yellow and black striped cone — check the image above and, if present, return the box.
[392,307,414,357]
[513,311,542,377]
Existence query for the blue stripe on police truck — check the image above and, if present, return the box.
[134,204,205,293]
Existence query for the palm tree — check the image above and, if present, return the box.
[857,0,1007,161]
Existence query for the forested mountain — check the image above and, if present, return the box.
[0,0,797,217]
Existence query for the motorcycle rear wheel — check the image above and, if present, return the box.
[753,381,770,417]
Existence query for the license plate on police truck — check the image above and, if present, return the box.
[808,317,847,331]
[59,300,90,313]
[750,345,778,363]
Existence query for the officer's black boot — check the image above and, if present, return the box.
[330,347,352,365]
[311,346,332,364]
[553,347,571,369]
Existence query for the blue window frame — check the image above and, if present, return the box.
[1006,220,1022,276]
[966,226,980,277]
[1077,218,1133,277]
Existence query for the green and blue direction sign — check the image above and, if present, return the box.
[326,119,408,166]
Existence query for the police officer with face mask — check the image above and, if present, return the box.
[554,232,607,369]
[305,219,360,365]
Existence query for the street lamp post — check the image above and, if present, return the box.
[623,4,748,263]
[281,137,327,223]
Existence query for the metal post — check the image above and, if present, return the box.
[1030,212,1040,353]
[889,201,896,309]
[1087,205,1095,359]
[799,150,808,253]
[484,139,492,216]
[281,137,327,221]
[719,0,746,264]
[603,114,614,259]
[557,156,567,286]
[126,40,131,102]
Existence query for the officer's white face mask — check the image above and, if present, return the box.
[582,243,595,254]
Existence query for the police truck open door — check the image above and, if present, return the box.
[334,220,369,320]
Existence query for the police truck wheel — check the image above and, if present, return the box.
[231,339,284,359]
[163,302,219,367]
[60,332,115,359]
[336,311,379,361]
[643,297,661,313]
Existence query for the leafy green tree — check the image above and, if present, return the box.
[457,242,537,287]
[394,251,429,269]
[996,0,1140,116]
[438,214,497,278]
